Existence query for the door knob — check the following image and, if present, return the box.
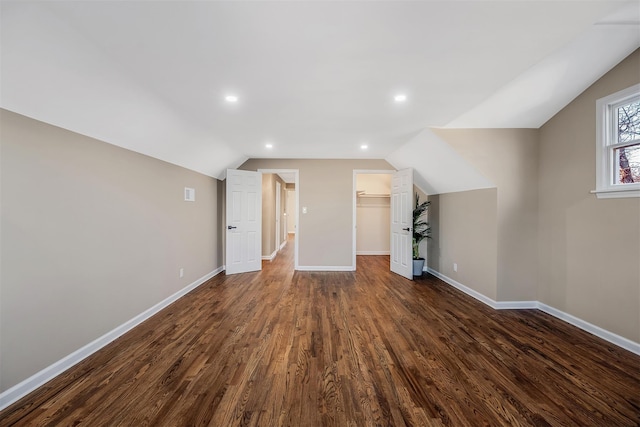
[227,225,237,230]
[402,227,411,231]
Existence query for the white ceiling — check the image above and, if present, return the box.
[2,1,639,182]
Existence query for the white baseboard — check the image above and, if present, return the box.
[280,240,287,250]
[426,267,639,356]
[261,250,277,261]
[296,265,355,272]
[356,251,390,255]
[492,300,539,310]
[426,267,504,309]
[536,303,640,355]
[0,266,224,411]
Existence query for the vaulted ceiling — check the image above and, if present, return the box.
[2,1,639,183]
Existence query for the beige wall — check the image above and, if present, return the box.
[217,179,225,267]
[240,159,394,267]
[538,49,640,343]
[260,173,286,257]
[262,173,275,256]
[426,50,639,343]
[433,128,539,301]
[356,173,391,196]
[427,189,499,300]
[278,177,286,247]
[286,189,296,234]
[0,109,222,391]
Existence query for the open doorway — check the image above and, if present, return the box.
[258,169,299,270]
[352,170,394,268]
[286,188,296,236]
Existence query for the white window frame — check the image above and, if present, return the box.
[593,83,640,199]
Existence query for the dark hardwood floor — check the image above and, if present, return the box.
[1,236,639,426]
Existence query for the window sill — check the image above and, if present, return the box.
[591,188,640,199]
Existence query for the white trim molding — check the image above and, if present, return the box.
[257,168,300,270]
[590,188,640,199]
[0,267,224,411]
[493,300,539,310]
[356,251,390,255]
[426,267,508,309]
[296,265,355,272]
[262,250,278,261]
[593,83,640,198]
[537,303,640,356]
[426,267,640,356]
[352,169,396,271]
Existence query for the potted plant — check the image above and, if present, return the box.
[412,193,431,276]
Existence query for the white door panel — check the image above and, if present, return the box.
[226,169,262,275]
[390,168,413,280]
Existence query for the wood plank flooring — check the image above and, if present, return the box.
[1,237,639,426]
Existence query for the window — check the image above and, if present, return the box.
[594,84,640,198]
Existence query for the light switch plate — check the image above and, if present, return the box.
[184,187,195,202]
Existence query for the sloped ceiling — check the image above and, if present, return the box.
[1,1,639,193]
[446,1,640,129]
[386,128,495,195]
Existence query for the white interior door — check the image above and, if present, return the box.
[226,169,262,275]
[390,168,413,280]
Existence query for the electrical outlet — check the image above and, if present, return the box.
[179,268,184,278]
[453,263,457,272]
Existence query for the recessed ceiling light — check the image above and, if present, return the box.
[394,94,407,103]
[225,95,238,103]
[265,143,273,149]
[360,144,369,150]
